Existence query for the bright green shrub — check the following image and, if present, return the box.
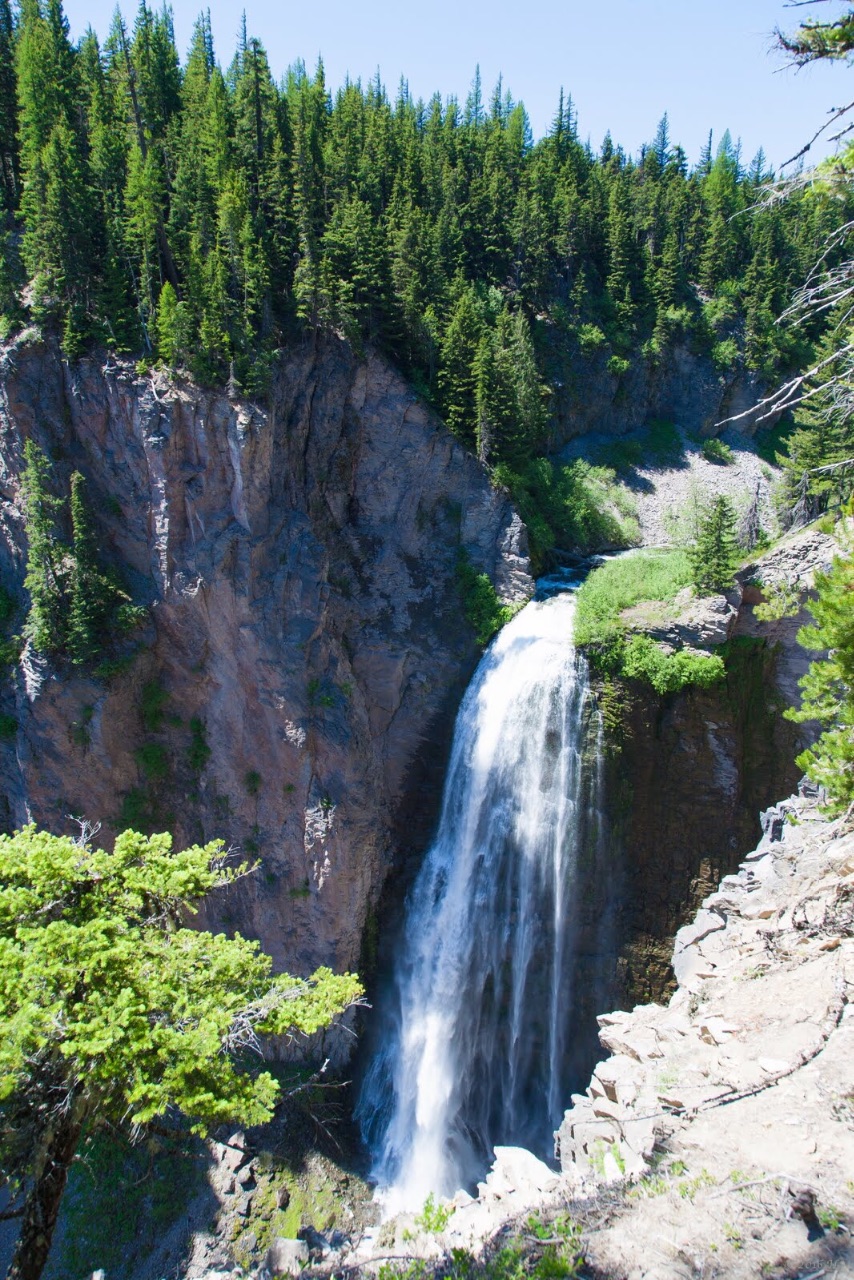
[621,635,725,693]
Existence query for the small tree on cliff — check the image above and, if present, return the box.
[0,825,362,1280]
[689,494,740,594]
[66,471,124,664]
[786,526,854,811]
[21,441,66,655]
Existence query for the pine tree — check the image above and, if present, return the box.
[689,494,739,593]
[786,531,854,811]
[21,441,67,656]
[0,0,20,211]
[66,471,118,665]
[652,113,671,169]
[155,279,179,363]
[0,824,362,1280]
[16,0,99,349]
[605,168,640,325]
[438,284,484,446]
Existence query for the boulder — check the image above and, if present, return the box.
[484,1146,560,1198]
[267,1237,310,1276]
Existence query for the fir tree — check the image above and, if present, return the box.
[0,0,19,211]
[66,471,120,665]
[155,279,179,363]
[21,441,66,656]
[786,532,854,811]
[689,494,739,593]
[0,825,362,1280]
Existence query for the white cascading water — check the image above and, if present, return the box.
[357,577,605,1213]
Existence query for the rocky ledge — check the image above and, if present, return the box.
[360,785,852,1280]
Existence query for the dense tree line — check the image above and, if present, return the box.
[0,0,849,471]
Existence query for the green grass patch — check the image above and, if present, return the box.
[575,550,693,651]
[134,742,169,781]
[575,551,723,692]
[0,712,16,739]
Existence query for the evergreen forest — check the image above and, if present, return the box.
[1,0,852,484]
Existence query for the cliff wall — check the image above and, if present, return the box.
[546,339,774,447]
[0,332,532,974]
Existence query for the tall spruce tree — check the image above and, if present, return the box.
[21,441,66,656]
[66,471,120,665]
[690,494,739,594]
[0,0,19,211]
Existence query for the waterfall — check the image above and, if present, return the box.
[357,577,607,1213]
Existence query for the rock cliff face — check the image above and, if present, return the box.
[547,340,774,447]
[0,332,532,975]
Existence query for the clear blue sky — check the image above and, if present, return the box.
[60,0,849,170]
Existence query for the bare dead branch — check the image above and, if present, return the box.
[716,343,854,427]
[780,98,854,167]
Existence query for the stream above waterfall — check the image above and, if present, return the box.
[357,572,612,1213]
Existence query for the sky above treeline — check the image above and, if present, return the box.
[60,0,848,171]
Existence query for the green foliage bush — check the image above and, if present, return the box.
[711,338,740,371]
[701,437,734,465]
[577,324,608,353]
[607,354,631,377]
[456,553,521,646]
[621,635,725,693]
[786,533,854,811]
[415,1192,452,1234]
[495,458,638,571]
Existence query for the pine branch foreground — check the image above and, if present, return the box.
[0,825,363,1280]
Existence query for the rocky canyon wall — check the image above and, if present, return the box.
[0,331,532,976]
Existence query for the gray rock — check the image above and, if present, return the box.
[266,1238,309,1276]
[760,805,786,844]
[647,589,741,649]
